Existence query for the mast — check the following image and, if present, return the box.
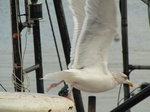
[10,0,24,92]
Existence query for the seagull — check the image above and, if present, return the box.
[43,0,133,95]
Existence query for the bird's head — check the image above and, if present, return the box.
[112,72,134,87]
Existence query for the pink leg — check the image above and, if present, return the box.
[47,80,64,92]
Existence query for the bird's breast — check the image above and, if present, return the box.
[72,75,116,93]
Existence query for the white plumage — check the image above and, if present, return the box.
[69,0,118,70]
[68,0,86,67]
[43,0,133,93]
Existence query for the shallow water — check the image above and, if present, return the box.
[0,0,150,112]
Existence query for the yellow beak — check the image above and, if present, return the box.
[126,79,134,87]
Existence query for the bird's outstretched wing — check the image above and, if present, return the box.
[71,0,118,73]
[68,0,86,68]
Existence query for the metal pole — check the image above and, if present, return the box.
[32,20,44,93]
[10,0,24,92]
[111,85,150,112]
[23,64,39,74]
[53,0,71,65]
[24,0,29,23]
[53,0,84,112]
[72,89,85,112]
[88,96,96,112]
[129,65,150,70]
[120,1,131,112]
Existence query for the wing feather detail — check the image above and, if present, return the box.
[71,0,117,73]
[68,0,86,68]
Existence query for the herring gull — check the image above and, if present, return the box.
[43,0,133,94]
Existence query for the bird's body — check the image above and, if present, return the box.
[44,68,118,92]
[43,0,133,94]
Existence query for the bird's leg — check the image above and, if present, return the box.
[47,80,64,92]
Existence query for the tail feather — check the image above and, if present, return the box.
[42,69,78,83]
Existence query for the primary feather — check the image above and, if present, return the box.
[68,0,86,68]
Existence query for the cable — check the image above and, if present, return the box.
[117,84,122,106]
[130,86,140,96]
[0,83,7,92]
[22,29,28,61]
[117,85,141,105]
[13,28,31,92]
[22,72,31,92]
[45,0,63,71]
[22,29,31,92]
[12,73,24,91]
[12,72,30,92]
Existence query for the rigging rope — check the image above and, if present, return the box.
[12,0,32,92]
[11,29,31,92]
[45,0,63,71]
[12,0,30,91]
[22,29,28,61]
[117,84,122,106]
[0,83,7,92]
[117,85,141,105]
